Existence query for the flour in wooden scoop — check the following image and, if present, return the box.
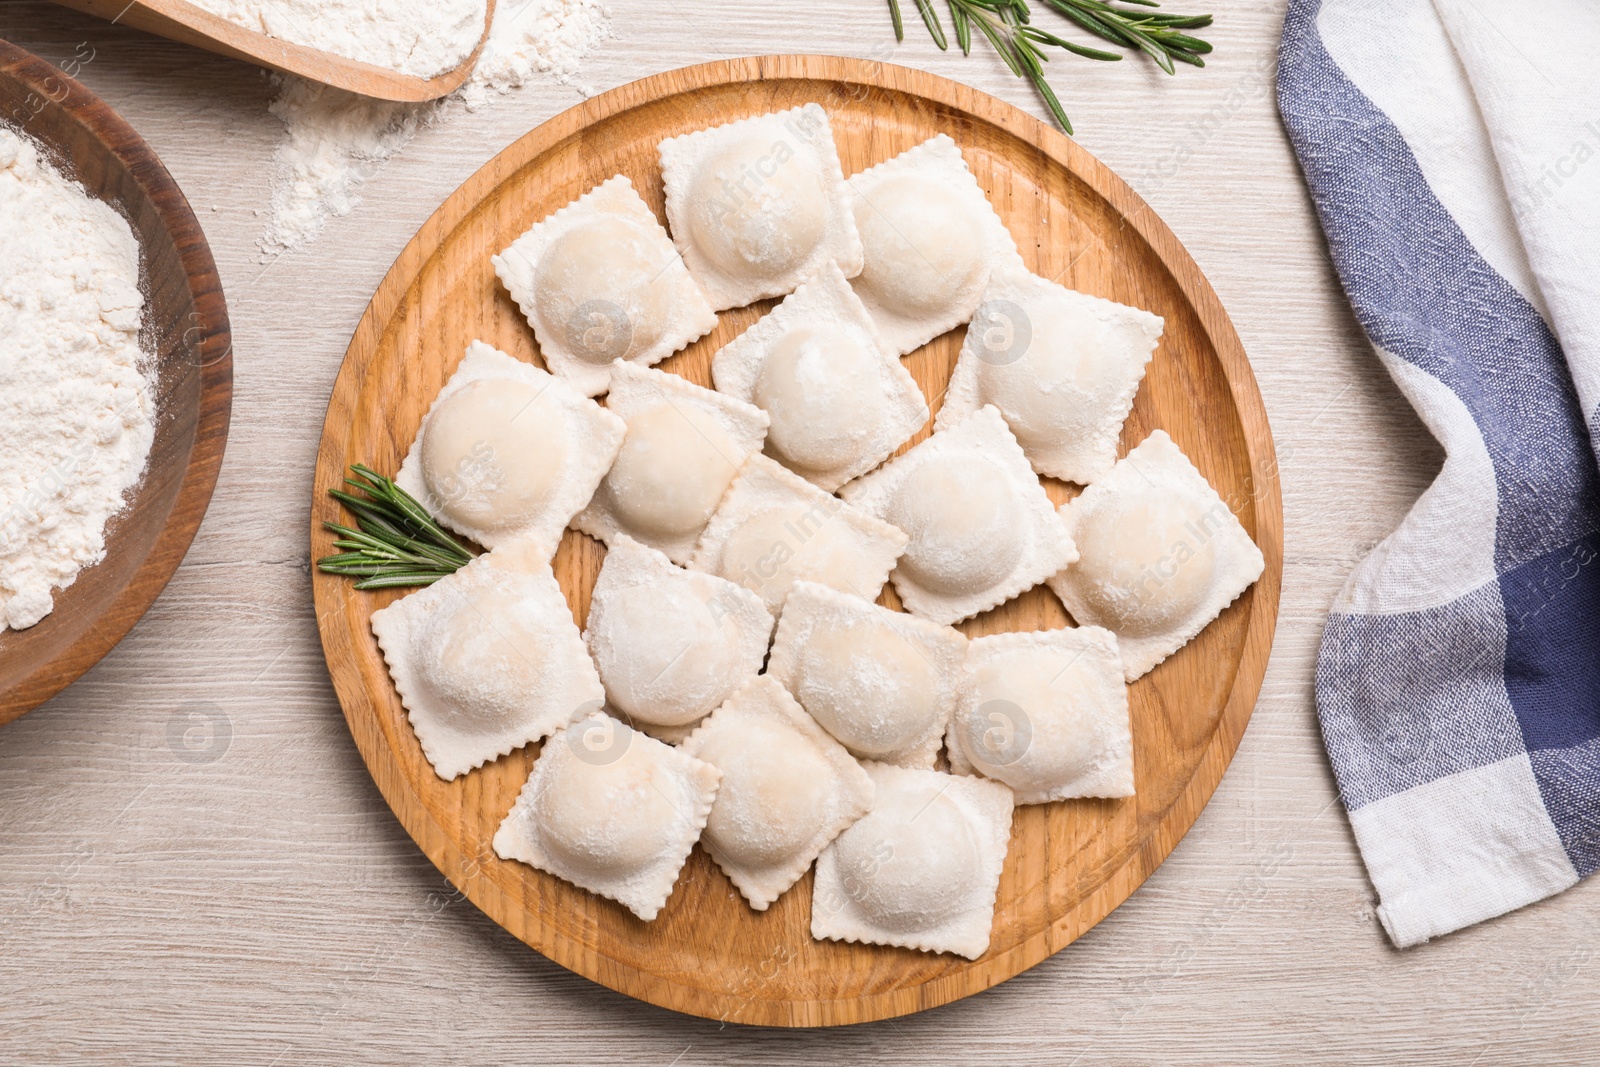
[188,0,489,80]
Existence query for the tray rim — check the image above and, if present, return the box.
[310,53,1283,1027]
[0,39,233,726]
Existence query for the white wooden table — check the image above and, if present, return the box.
[1,1,1593,1062]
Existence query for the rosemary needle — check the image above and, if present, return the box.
[318,464,475,590]
[887,0,1213,134]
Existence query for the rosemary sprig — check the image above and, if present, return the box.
[318,465,475,590]
[887,0,1213,134]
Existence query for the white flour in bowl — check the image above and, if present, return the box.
[187,0,490,80]
[0,128,154,632]
[257,0,612,258]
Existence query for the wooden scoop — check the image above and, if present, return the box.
[51,0,497,102]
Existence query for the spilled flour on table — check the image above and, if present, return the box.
[259,82,430,255]
[258,0,613,259]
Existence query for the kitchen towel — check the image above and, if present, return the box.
[1279,0,1600,946]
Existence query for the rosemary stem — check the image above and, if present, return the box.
[320,466,476,590]
[908,0,1213,133]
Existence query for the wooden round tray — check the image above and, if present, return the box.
[0,40,232,726]
[311,55,1282,1027]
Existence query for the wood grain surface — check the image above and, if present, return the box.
[2,0,1595,1062]
[48,0,495,101]
[311,55,1282,1026]
[0,38,231,725]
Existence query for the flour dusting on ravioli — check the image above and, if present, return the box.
[1046,430,1265,680]
[846,134,1023,356]
[712,263,928,490]
[766,580,965,768]
[573,361,769,565]
[682,676,873,911]
[394,341,626,552]
[371,536,604,781]
[492,175,718,397]
[811,763,1013,959]
[584,535,773,740]
[947,626,1134,803]
[840,405,1076,625]
[494,714,720,921]
[660,105,862,310]
[938,271,1163,484]
[690,454,908,612]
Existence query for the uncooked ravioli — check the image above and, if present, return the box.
[686,137,828,279]
[369,535,605,781]
[715,504,857,598]
[1045,430,1266,680]
[710,262,928,490]
[494,713,721,921]
[797,625,937,753]
[583,535,773,734]
[753,326,876,470]
[535,742,682,876]
[659,104,862,310]
[681,676,873,910]
[492,175,718,397]
[845,134,1024,356]
[836,787,976,930]
[1073,490,1219,634]
[602,402,740,537]
[534,214,675,363]
[571,360,769,565]
[811,763,1014,959]
[765,580,966,768]
[886,451,1023,597]
[419,379,566,530]
[394,340,625,552]
[946,626,1135,803]
[854,174,985,317]
[698,717,833,866]
[412,584,552,725]
[839,405,1076,625]
[688,454,908,612]
[937,270,1164,484]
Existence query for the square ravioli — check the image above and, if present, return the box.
[766,580,966,768]
[945,627,1134,803]
[681,676,873,911]
[491,175,718,397]
[811,763,1013,960]
[846,134,1024,356]
[711,262,929,490]
[572,361,769,565]
[493,713,720,922]
[936,271,1164,484]
[659,104,862,310]
[1046,430,1265,680]
[371,536,604,781]
[584,534,774,740]
[839,405,1078,625]
[689,454,908,612]
[395,341,626,551]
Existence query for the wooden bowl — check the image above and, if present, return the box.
[312,56,1282,1026]
[0,41,232,726]
[50,0,497,102]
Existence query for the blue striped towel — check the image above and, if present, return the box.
[1279,0,1600,946]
